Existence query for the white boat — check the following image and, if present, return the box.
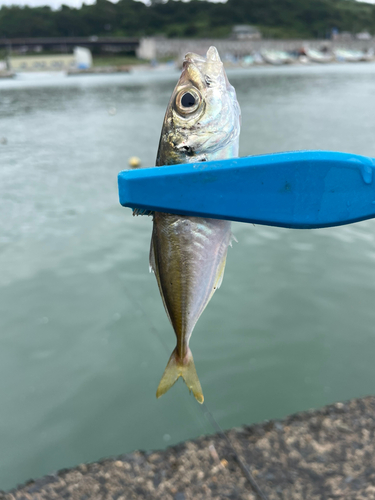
[261,50,295,65]
[334,48,363,62]
[304,48,334,63]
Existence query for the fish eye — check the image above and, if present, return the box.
[181,92,195,107]
[175,88,201,115]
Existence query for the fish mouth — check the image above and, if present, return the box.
[184,46,221,66]
[182,46,231,92]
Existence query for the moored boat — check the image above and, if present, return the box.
[304,48,334,63]
[261,50,295,65]
[334,48,363,62]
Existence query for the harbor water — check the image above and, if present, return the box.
[1,63,375,491]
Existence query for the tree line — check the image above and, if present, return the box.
[1,0,375,40]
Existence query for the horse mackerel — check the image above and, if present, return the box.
[150,46,241,403]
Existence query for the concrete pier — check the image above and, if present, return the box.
[1,396,375,500]
[136,37,375,60]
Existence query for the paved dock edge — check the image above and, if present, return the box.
[2,396,375,500]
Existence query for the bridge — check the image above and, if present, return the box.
[0,37,140,54]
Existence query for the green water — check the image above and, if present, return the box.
[1,63,375,490]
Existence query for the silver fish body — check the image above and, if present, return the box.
[150,47,241,403]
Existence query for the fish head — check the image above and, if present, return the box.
[156,46,241,165]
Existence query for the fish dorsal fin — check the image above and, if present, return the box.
[133,208,154,217]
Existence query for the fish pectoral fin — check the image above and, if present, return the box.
[156,347,204,404]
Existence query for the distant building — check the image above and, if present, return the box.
[8,47,92,72]
[136,38,157,60]
[356,32,372,41]
[9,54,75,72]
[231,25,261,40]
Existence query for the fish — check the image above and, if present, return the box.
[150,46,241,403]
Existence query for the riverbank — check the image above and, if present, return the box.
[2,396,374,500]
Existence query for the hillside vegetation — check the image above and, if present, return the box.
[1,0,375,39]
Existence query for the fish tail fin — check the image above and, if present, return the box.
[156,347,204,404]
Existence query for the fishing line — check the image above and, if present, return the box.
[203,402,269,500]
[122,284,270,500]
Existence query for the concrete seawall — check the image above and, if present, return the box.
[137,37,375,60]
[1,396,375,500]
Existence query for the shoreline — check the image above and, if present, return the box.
[3,57,375,81]
[2,395,375,499]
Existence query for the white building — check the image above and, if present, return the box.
[8,47,92,72]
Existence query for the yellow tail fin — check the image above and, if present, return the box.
[156,347,204,403]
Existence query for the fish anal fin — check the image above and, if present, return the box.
[214,254,227,291]
[149,238,156,274]
[156,347,204,404]
[150,236,173,325]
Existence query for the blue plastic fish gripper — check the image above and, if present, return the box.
[118,150,375,229]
